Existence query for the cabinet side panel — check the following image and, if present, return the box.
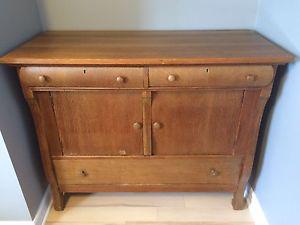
[16,88,64,210]
[232,83,274,209]
[234,87,272,156]
[35,92,63,156]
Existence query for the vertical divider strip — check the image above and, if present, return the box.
[142,90,152,156]
[143,67,149,88]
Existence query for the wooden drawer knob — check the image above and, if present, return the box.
[116,76,125,83]
[38,75,47,83]
[210,168,220,176]
[153,122,162,129]
[246,74,256,81]
[80,170,88,177]
[168,74,176,82]
[119,150,127,156]
[133,122,142,130]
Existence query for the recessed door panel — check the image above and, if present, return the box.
[152,91,244,155]
[50,90,143,156]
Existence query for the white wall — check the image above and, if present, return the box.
[253,0,300,224]
[0,132,31,221]
[37,0,258,30]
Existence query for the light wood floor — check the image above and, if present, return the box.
[46,192,254,225]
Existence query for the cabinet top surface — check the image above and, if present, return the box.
[0,30,294,66]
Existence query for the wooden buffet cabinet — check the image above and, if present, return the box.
[0,30,293,211]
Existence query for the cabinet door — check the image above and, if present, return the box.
[151,90,244,155]
[45,90,143,156]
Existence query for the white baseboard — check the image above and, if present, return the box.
[0,222,34,225]
[34,186,52,225]
[248,187,269,225]
[0,187,52,225]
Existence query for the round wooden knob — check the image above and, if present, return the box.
[119,150,126,156]
[80,170,88,177]
[168,74,176,82]
[116,76,125,83]
[38,75,47,83]
[133,122,142,130]
[153,122,162,129]
[210,169,219,176]
[246,74,256,81]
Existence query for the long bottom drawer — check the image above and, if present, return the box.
[53,156,242,191]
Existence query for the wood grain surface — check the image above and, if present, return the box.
[10,30,292,211]
[0,30,293,65]
[151,90,243,155]
[149,65,274,88]
[50,90,143,156]
[45,192,254,225]
[19,67,144,88]
[53,156,242,186]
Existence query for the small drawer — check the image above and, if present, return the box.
[149,65,274,88]
[19,67,144,88]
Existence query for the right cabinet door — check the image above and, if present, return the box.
[151,90,244,155]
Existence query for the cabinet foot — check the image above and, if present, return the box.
[52,189,65,211]
[232,194,248,210]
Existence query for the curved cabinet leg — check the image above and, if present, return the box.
[232,187,248,210]
[231,87,273,210]
[23,95,65,211]
[232,156,254,210]
[52,188,65,211]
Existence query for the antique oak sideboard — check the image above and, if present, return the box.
[0,31,293,211]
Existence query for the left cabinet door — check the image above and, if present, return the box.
[36,90,143,156]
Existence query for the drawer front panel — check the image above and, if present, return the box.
[19,67,144,88]
[54,157,242,186]
[149,65,274,87]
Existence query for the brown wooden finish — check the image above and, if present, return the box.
[60,183,236,193]
[0,30,293,65]
[36,92,63,156]
[19,67,144,88]
[142,91,152,156]
[50,90,143,156]
[151,90,244,155]
[234,86,273,156]
[53,156,242,186]
[232,85,273,210]
[1,31,293,211]
[149,66,274,88]
[23,95,64,210]
[17,68,64,210]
